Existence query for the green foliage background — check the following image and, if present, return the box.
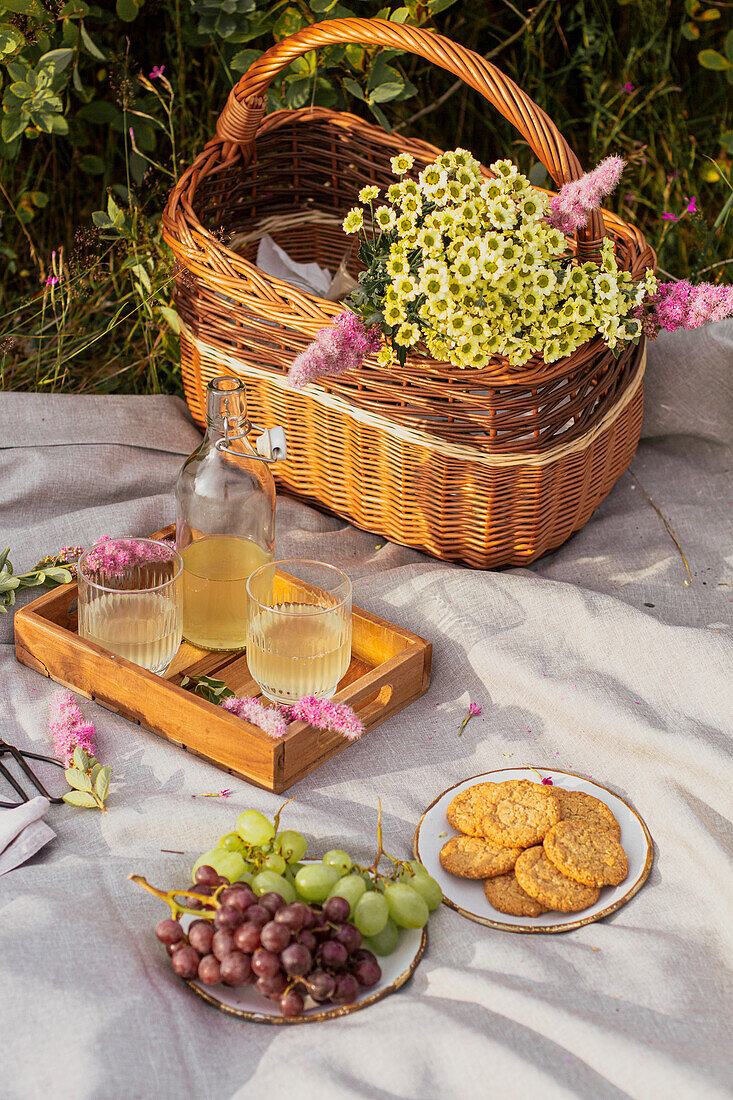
[1,0,731,394]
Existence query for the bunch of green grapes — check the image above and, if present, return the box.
[190,809,442,956]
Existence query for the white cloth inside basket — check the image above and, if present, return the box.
[256,235,332,297]
[256,235,357,301]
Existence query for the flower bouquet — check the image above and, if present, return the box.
[289,149,732,388]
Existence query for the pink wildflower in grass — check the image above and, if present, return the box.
[288,311,382,389]
[662,197,697,222]
[620,82,635,94]
[547,155,626,234]
[221,696,289,739]
[45,275,59,286]
[49,690,96,765]
[286,695,364,741]
[149,64,165,79]
[636,280,733,339]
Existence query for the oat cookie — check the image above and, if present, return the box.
[543,820,628,887]
[474,780,560,848]
[515,846,600,912]
[439,835,523,879]
[483,872,549,917]
[446,783,500,836]
[552,789,621,840]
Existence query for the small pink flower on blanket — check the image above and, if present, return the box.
[49,690,96,765]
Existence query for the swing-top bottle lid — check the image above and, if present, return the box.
[206,376,246,429]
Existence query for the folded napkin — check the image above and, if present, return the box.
[256,235,358,301]
[0,796,55,876]
[257,235,332,297]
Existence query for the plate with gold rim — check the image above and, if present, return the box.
[413,767,653,934]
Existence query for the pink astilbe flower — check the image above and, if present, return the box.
[49,690,96,765]
[221,693,364,740]
[636,280,733,339]
[547,156,626,234]
[83,536,174,580]
[288,312,382,389]
[221,696,289,739]
[286,695,364,741]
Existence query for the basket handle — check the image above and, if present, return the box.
[215,17,604,254]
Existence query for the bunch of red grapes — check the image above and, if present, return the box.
[156,864,381,1018]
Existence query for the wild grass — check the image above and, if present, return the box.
[1,0,731,395]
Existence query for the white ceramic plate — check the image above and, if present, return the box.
[179,886,426,1024]
[413,768,654,934]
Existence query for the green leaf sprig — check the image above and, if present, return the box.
[180,674,235,705]
[0,545,77,612]
[63,746,111,811]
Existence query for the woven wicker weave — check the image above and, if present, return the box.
[163,18,655,568]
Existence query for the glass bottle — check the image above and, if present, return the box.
[175,376,284,652]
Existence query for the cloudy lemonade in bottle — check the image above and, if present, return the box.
[182,535,272,651]
[176,377,282,652]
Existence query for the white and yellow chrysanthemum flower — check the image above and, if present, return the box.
[376,344,396,367]
[374,206,396,231]
[395,212,418,239]
[393,274,419,300]
[594,272,618,301]
[419,270,448,298]
[394,321,420,347]
[342,208,364,234]
[383,300,407,327]
[391,153,414,175]
[426,295,451,318]
[399,193,421,217]
[358,184,379,203]
[416,226,441,254]
[446,312,470,338]
[491,158,518,180]
[535,269,557,295]
[451,148,474,170]
[386,249,409,278]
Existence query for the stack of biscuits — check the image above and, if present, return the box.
[439,779,628,917]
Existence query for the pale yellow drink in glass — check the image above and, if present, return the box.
[247,605,351,704]
[81,593,180,671]
[182,534,272,651]
[247,560,353,704]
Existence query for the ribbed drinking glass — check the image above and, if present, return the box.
[77,537,183,675]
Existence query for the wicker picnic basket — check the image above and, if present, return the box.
[163,18,655,569]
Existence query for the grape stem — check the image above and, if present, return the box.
[272,797,294,834]
[128,874,219,920]
[355,799,414,885]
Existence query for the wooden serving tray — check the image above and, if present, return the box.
[13,526,431,792]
